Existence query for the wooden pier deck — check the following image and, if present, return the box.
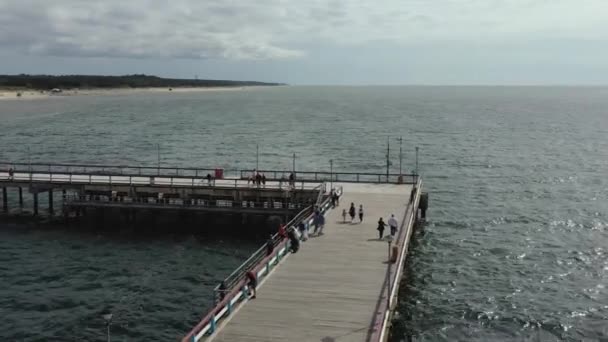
[211,183,415,342]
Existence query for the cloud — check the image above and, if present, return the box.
[0,0,607,61]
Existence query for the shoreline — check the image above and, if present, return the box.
[0,86,273,101]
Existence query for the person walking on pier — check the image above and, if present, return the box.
[289,172,295,188]
[317,212,325,235]
[278,224,288,239]
[8,167,14,180]
[261,173,266,187]
[358,204,364,223]
[349,203,356,222]
[206,173,212,186]
[330,190,336,208]
[256,173,262,187]
[388,214,398,236]
[298,221,308,241]
[246,270,257,299]
[342,209,347,223]
[377,218,386,239]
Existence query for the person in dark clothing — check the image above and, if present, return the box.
[246,270,257,299]
[278,224,287,239]
[218,281,228,302]
[358,204,364,223]
[377,218,386,239]
[289,172,295,187]
[266,234,275,256]
[261,174,266,187]
[330,190,336,207]
[298,221,308,241]
[349,203,356,222]
[288,229,300,253]
[206,173,212,185]
[8,167,14,180]
[256,173,262,186]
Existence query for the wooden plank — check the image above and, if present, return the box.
[212,183,412,342]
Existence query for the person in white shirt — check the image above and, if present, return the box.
[388,214,398,236]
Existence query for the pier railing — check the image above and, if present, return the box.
[182,186,342,342]
[1,162,418,184]
[240,169,418,184]
[63,195,311,212]
[370,178,423,342]
[0,168,322,191]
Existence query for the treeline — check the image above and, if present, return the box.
[0,74,284,90]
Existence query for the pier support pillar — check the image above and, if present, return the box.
[2,187,7,213]
[18,187,23,208]
[48,189,54,215]
[33,192,39,216]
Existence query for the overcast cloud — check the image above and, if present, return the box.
[1,0,607,84]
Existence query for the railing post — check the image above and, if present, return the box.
[241,285,248,300]
[227,297,232,314]
[109,175,112,184]
[171,177,173,186]
[69,174,72,183]
[209,315,216,334]
[89,175,92,184]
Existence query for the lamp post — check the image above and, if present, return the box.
[329,159,333,191]
[396,136,403,176]
[156,143,160,175]
[102,313,113,342]
[385,136,390,182]
[256,144,259,171]
[415,146,419,176]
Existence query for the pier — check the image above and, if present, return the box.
[1,162,426,341]
[181,177,425,341]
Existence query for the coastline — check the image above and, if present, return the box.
[0,86,268,101]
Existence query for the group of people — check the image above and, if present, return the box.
[343,202,364,223]
[340,202,400,240]
[248,170,266,187]
[377,214,399,239]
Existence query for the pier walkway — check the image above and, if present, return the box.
[184,181,423,342]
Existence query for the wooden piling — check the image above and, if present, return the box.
[48,189,54,215]
[33,192,38,216]
[18,187,23,208]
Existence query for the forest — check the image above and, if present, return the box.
[0,74,284,89]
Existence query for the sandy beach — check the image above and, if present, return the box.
[0,86,255,100]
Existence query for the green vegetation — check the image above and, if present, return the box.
[0,74,284,90]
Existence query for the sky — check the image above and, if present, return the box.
[1,0,607,85]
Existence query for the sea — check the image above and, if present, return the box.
[0,86,606,341]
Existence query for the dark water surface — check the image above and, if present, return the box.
[1,86,607,341]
